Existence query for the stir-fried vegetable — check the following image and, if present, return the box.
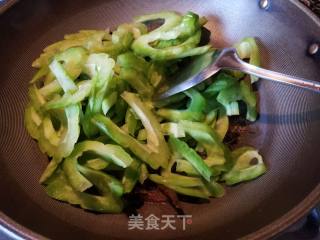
[25,11,266,213]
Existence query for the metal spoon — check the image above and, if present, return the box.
[154,48,320,100]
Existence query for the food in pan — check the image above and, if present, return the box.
[24,11,266,213]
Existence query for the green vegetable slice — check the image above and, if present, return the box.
[157,88,206,122]
[92,92,170,169]
[49,59,78,93]
[132,11,211,60]
[82,53,115,137]
[122,159,141,193]
[24,11,266,213]
[121,91,170,168]
[63,140,133,192]
[234,37,261,83]
[168,136,212,182]
[137,122,185,140]
[46,169,123,213]
[222,147,267,185]
[44,80,92,110]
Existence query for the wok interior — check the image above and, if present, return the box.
[0,0,320,239]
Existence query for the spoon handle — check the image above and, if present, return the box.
[217,48,320,93]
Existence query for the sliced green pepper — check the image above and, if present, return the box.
[216,78,257,121]
[84,158,109,170]
[239,80,257,121]
[234,37,261,83]
[149,173,204,187]
[157,88,206,122]
[24,11,267,212]
[180,120,226,166]
[175,159,220,177]
[101,94,166,168]
[37,104,80,183]
[150,172,224,199]
[160,184,211,199]
[214,109,229,141]
[122,159,141,193]
[121,91,170,168]
[117,52,150,73]
[82,53,115,137]
[139,163,149,184]
[49,59,78,93]
[222,147,266,185]
[24,104,42,139]
[204,72,238,97]
[30,66,49,84]
[33,30,109,68]
[132,11,210,60]
[137,122,185,141]
[44,80,92,110]
[119,68,153,98]
[55,47,88,79]
[78,165,124,197]
[168,136,212,181]
[63,140,133,192]
[134,11,182,34]
[109,23,147,55]
[46,169,123,213]
[102,91,118,115]
[121,108,139,137]
[92,115,155,168]
[217,83,242,116]
[112,97,128,124]
[38,80,62,99]
[38,104,80,158]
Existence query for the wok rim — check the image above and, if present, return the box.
[0,0,319,239]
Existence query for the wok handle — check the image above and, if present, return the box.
[217,48,320,93]
[275,208,320,240]
[304,208,320,235]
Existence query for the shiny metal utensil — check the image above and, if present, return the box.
[154,48,320,100]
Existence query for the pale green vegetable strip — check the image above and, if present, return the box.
[24,11,266,213]
[49,59,78,93]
